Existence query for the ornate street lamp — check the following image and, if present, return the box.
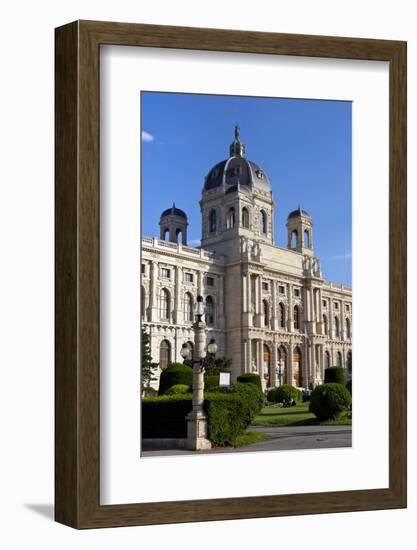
[183,295,215,450]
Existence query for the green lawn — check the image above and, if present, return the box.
[234,431,271,447]
[252,403,352,427]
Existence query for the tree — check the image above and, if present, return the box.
[204,356,232,376]
[141,328,158,395]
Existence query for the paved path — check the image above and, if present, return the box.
[141,425,352,457]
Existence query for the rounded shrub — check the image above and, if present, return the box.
[346,379,352,395]
[164,384,190,395]
[158,363,193,395]
[309,383,351,420]
[324,367,346,385]
[268,384,302,404]
[236,373,262,392]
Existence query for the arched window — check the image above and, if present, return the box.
[184,292,193,322]
[325,350,331,369]
[334,316,340,338]
[304,229,310,248]
[163,228,169,241]
[260,210,267,234]
[227,207,235,229]
[205,295,214,325]
[176,228,182,243]
[209,209,217,233]
[291,230,298,249]
[159,288,170,320]
[263,344,271,387]
[277,345,287,384]
[346,318,351,339]
[263,299,269,328]
[279,302,286,329]
[293,346,302,387]
[336,351,343,367]
[323,314,328,335]
[294,305,300,330]
[159,340,171,370]
[242,207,250,228]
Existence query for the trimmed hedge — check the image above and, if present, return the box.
[346,379,352,395]
[324,367,346,385]
[142,394,192,438]
[165,384,190,395]
[267,384,302,404]
[158,363,193,395]
[232,382,264,423]
[142,380,264,445]
[236,373,262,392]
[309,383,351,420]
[204,392,246,446]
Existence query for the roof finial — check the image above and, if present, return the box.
[229,124,245,158]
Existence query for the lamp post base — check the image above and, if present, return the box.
[185,410,212,451]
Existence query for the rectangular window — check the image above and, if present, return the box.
[334,302,339,310]
[160,268,171,279]
[322,299,327,307]
[206,276,215,286]
[184,272,194,283]
[262,282,268,291]
[278,285,285,294]
[345,304,350,312]
[141,263,146,276]
[294,288,300,297]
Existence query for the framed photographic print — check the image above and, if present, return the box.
[55,20,406,528]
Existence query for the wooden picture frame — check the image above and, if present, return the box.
[55,20,407,529]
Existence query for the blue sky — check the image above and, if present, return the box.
[141,92,352,286]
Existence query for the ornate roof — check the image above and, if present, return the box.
[161,203,187,219]
[203,125,272,194]
[287,207,311,219]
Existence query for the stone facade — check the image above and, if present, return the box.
[141,128,352,391]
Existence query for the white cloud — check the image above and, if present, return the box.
[141,130,154,143]
[332,253,352,260]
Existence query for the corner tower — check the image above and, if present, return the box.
[159,203,188,245]
[200,125,275,255]
[286,207,314,256]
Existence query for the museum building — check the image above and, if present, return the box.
[141,127,352,390]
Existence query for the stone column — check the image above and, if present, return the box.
[256,275,263,327]
[271,344,278,387]
[287,339,294,386]
[243,272,248,312]
[304,339,310,389]
[271,281,277,330]
[341,301,346,340]
[185,317,211,451]
[150,261,159,322]
[288,283,294,332]
[174,266,182,324]
[329,299,334,339]
[218,275,225,328]
[304,286,310,327]
[258,339,266,390]
[317,288,323,335]
[246,339,252,373]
